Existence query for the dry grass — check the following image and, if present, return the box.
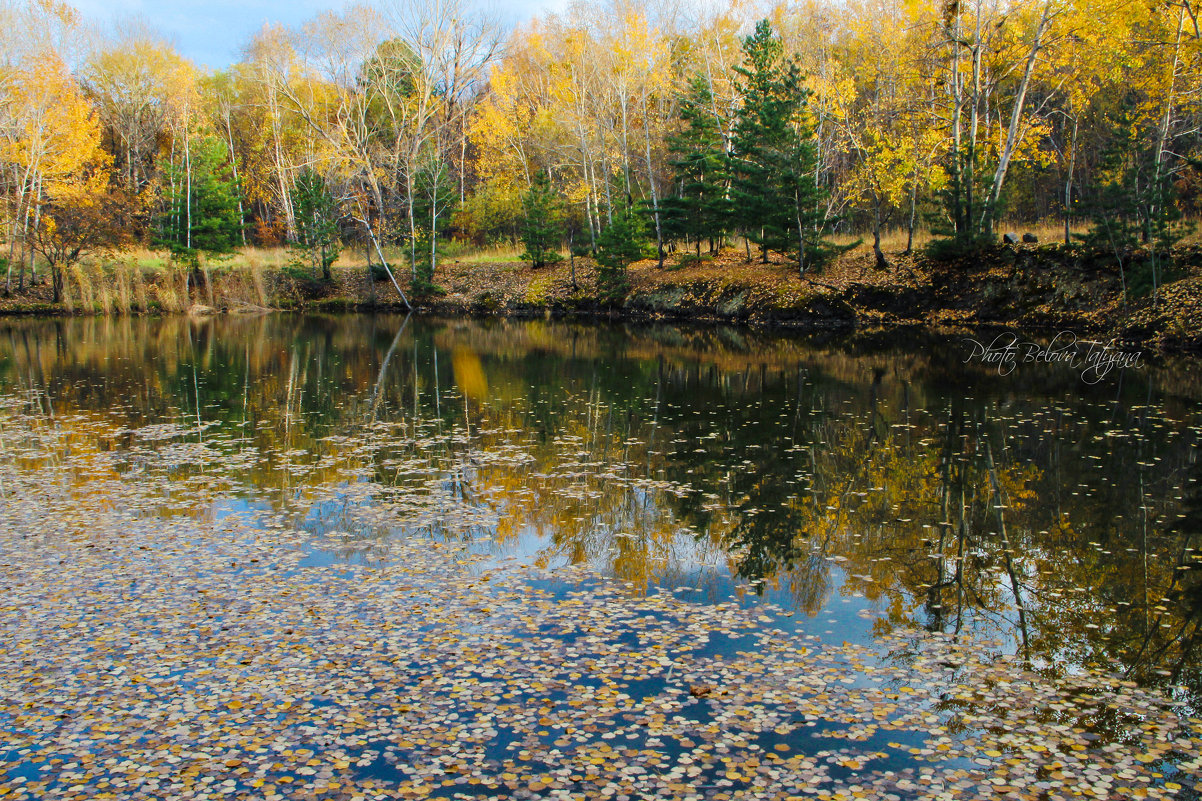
[250,264,268,306]
[114,261,133,314]
[22,216,1202,319]
[60,268,75,314]
[202,266,216,307]
[830,220,1087,253]
[152,270,187,313]
[212,266,272,309]
[129,244,396,274]
[450,244,525,264]
[96,271,113,315]
[128,243,529,272]
[127,247,172,273]
[70,264,95,311]
[133,265,149,312]
[58,213,1202,289]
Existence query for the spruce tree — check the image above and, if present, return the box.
[156,135,243,266]
[519,171,564,269]
[411,155,457,295]
[729,20,829,275]
[289,168,341,282]
[595,205,649,302]
[662,75,730,256]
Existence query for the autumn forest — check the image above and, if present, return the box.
[0,0,1199,310]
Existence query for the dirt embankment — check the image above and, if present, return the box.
[3,245,1200,354]
[383,247,1202,355]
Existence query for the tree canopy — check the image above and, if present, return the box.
[0,0,1196,285]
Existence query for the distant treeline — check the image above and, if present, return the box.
[0,0,1199,299]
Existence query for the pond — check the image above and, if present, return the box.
[0,313,1200,800]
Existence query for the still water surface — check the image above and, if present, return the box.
[5,313,1202,801]
[4,313,1199,693]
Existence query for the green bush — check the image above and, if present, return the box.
[675,253,711,270]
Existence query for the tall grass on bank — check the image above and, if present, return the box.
[152,269,186,313]
[114,261,133,314]
[250,263,268,306]
[202,266,216,307]
[14,224,1202,319]
[60,266,75,314]
[132,262,149,312]
[70,264,94,312]
[94,263,113,316]
[231,252,270,307]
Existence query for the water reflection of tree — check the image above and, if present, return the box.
[2,316,1202,691]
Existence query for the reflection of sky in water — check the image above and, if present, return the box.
[226,477,1005,668]
[6,313,1200,695]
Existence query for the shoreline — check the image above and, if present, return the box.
[0,244,1197,356]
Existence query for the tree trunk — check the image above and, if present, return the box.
[28,194,41,286]
[796,192,807,277]
[906,163,919,254]
[358,207,410,311]
[224,114,247,247]
[185,129,193,252]
[872,201,887,270]
[641,95,664,270]
[981,0,1054,235]
[568,229,578,290]
[268,92,295,240]
[1149,2,1186,284]
[948,5,964,236]
[1063,115,1079,246]
[430,181,438,282]
[406,167,418,281]
[459,125,467,203]
[965,12,981,236]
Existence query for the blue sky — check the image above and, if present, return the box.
[71,0,567,68]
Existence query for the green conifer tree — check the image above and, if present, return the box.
[594,205,649,302]
[289,168,342,282]
[1076,101,1194,302]
[729,20,831,275]
[156,135,243,267]
[411,155,457,295]
[519,171,565,269]
[662,74,730,256]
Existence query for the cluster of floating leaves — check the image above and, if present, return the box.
[0,401,1200,800]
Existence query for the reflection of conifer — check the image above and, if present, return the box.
[1171,451,1202,636]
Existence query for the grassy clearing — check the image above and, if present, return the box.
[96,223,1156,278]
[829,220,1090,253]
[446,244,526,264]
[122,243,532,273]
